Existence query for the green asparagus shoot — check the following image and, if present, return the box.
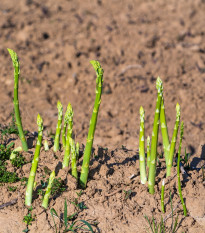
[62,105,70,149]
[147,136,150,168]
[161,179,165,213]
[70,138,78,179]
[80,60,104,188]
[44,139,49,151]
[148,77,163,194]
[7,48,28,151]
[62,103,73,168]
[166,103,180,177]
[53,101,63,152]
[76,142,80,160]
[25,114,43,206]
[42,170,55,209]
[177,122,187,216]
[139,106,147,184]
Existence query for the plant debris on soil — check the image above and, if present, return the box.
[0,0,205,232]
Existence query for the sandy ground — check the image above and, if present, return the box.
[0,0,204,232]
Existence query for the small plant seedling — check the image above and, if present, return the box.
[11,152,26,168]
[123,190,132,200]
[20,177,28,186]
[76,190,83,197]
[71,198,87,210]
[51,178,66,196]
[8,185,17,192]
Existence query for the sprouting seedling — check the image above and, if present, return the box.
[144,215,165,233]
[80,60,104,189]
[25,114,43,207]
[42,170,55,209]
[70,137,78,179]
[7,49,28,151]
[62,103,73,168]
[161,179,165,213]
[53,101,63,152]
[177,122,187,216]
[148,77,163,194]
[166,103,180,177]
[147,136,150,168]
[139,106,147,184]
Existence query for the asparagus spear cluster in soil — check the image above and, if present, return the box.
[80,60,104,188]
[8,49,28,151]
[25,114,43,206]
[53,101,63,152]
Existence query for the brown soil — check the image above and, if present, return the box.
[0,0,205,232]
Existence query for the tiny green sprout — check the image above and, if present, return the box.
[123,190,132,200]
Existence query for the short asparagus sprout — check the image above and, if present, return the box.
[62,103,73,168]
[166,103,180,177]
[177,122,187,216]
[148,77,163,194]
[42,170,55,209]
[147,136,150,168]
[161,179,165,213]
[8,48,28,151]
[70,138,78,179]
[53,101,63,152]
[160,97,170,166]
[25,114,43,206]
[76,142,80,160]
[139,106,147,184]
[80,60,104,188]
[44,139,49,151]
[10,146,22,160]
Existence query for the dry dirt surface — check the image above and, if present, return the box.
[0,0,205,232]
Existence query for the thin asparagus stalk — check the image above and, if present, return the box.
[10,146,22,160]
[62,103,73,168]
[80,60,104,188]
[42,170,55,209]
[139,106,147,184]
[53,101,63,152]
[62,105,70,149]
[44,139,49,151]
[148,77,163,194]
[147,136,150,168]
[166,103,180,177]
[161,178,165,213]
[160,97,170,166]
[25,114,43,206]
[70,138,78,179]
[8,49,28,151]
[76,142,80,160]
[177,122,187,216]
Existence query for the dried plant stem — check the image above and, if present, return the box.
[148,77,163,194]
[8,49,28,151]
[139,106,147,184]
[25,114,43,206]
[80,61,104,188]
[177,122,187,216]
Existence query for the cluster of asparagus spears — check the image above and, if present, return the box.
[8,49,103,208]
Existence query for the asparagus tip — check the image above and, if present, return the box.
[7,48,19,67]
[57,101,63,112]
[37,114,43,126]
[90,60,104,76]
[156,76,163,93]
[176,103,181,120]
[162,178,165,186]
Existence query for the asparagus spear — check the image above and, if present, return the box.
[44,139,49,151]
[148,77,163,194]
[8,49,28,151]
[166,103,180,177]
[25,114,43,206]
[177,122,187,216]
[161,179,165,213]
[62,103,73,168]
[70,138,78,179]
[62,105,70,149]
[42,170,55,209]
[147,136,150,168]
[53,101,63,152]
[80,61,104,188]
[139,106,147,184]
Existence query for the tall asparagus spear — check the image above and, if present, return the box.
[177,122,187,216]
[53,101,63,152]
[147,136,150,168]
[148,77,163,194]
[139,106,147,184]
[80,61,104,188]
[160,97,170,166]
[166,103,180,177]
[62,103,73,168]
[25,114,43,206]
[42,170,55,209]
[70,138,78,179]
[7,49,28,151]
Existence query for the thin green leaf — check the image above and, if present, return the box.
[172,215,178,233]
[78,220,94,232]
[64,199,68,229]
[50,208,58,233]
[144,215,154,233]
